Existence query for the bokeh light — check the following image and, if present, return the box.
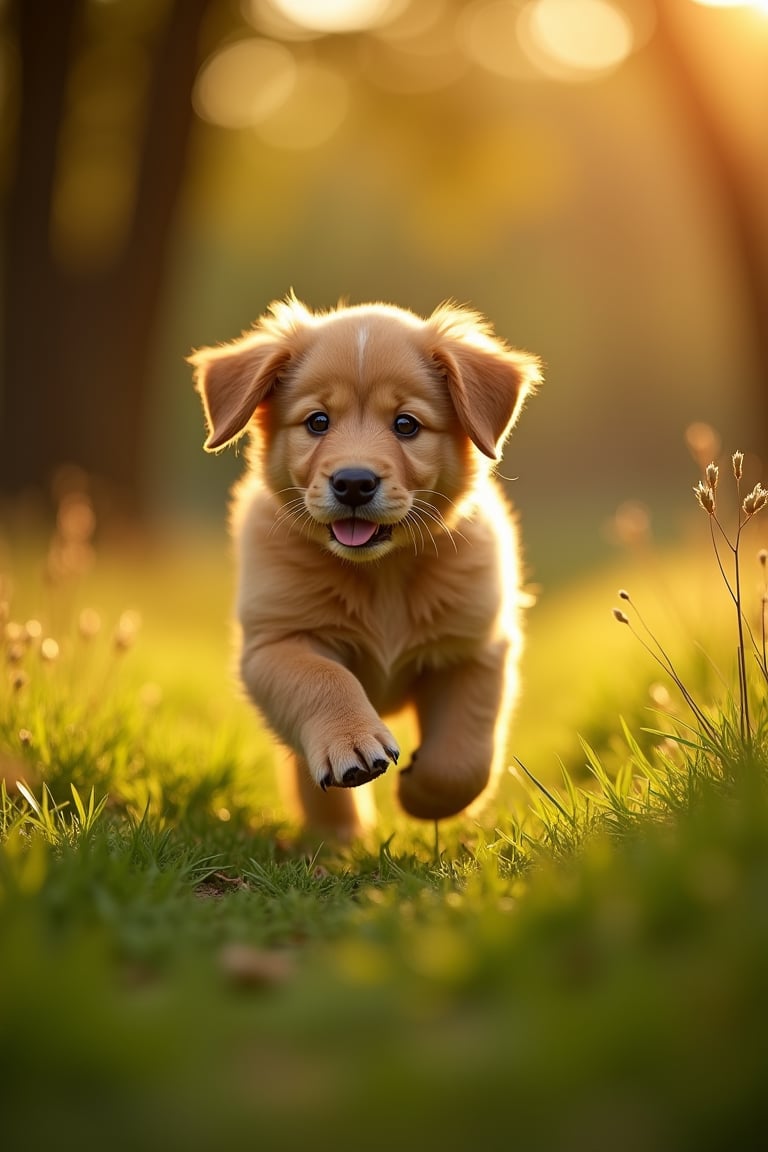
[244,0,325,40]
[266,0,399,33]
[692,0,768,9]
[193,39,296,129]
[518,0,636,81]
[193,34,349,148]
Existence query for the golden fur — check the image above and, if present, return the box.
[190,296,541,837]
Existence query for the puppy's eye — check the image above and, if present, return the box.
[305,411,330,435]
[393,413,420,438]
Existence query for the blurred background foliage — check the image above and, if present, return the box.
[0,0,766,589]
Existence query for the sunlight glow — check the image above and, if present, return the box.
[692,0,768,9]
[266,0,395,33]
[519,0,635,80]
[255,63,348,149]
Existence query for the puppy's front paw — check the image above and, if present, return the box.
[308,723,399,791]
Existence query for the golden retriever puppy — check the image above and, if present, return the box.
[190,296,540,837]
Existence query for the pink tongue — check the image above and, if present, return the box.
[332,519,378,547]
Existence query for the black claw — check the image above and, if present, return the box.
[386,747,400,765]
[324,750,395,790]
[343,758,391,788]
[342,765,369,787]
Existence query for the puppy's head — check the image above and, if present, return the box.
[190,296,540,562]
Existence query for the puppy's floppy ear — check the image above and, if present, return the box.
[428,306,542,460]
[189,333,290,451]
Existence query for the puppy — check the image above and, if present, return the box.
[190,296,541,837]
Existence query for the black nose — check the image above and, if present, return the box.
[330,468,380,507]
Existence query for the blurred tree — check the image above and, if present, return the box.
[652,0,768,470]
[0,0,210,521]
[1,0,765,532]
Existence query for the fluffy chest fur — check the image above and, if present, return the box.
[234,477,521,714]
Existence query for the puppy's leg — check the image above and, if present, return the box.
[241,635,398,831]
[398,642,517,820]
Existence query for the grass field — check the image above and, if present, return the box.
[1,465,767,1151]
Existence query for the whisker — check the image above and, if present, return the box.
[412,499,452,532]
[409,513,427,555]
[272,497,306,523]
[407,509,444,552]
[401,516,419,557]
[269,503,307,537]
[412,495,454,526]
[293,511,317,542]
[416,511,440,558]
[406,509,439,557]
[412,490,472,547]
[273,495,306,511]
[270,499,316,540]
[421,507,468,550]
[412,499,465,552]
[271,486,306,500]
[413,488,462,512]
[296,513,316,542]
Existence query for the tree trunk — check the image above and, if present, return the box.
[1,0,83,509]
[1,0,210,524]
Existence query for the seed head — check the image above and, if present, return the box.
[693,481,716,515]
[732,451,744,480]
[612,608,630,624]
[742,484,768,516]
[705,463,719,491]
[759,549,767,568]
[618,589,630,601]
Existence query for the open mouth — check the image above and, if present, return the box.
[329,519,394,549]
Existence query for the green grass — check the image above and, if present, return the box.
[1,467,767,1151]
